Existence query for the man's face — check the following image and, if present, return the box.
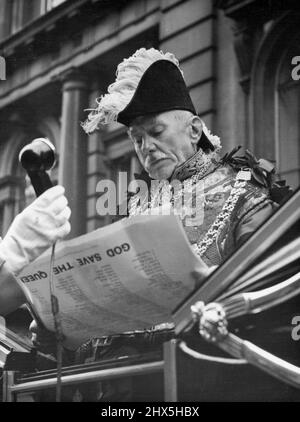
[128,111,196,179]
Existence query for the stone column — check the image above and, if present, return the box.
[59,69,88,238]
[86,83,111,232]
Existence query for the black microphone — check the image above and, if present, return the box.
[19,138,56,197]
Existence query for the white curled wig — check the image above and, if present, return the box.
[82,48,182,133]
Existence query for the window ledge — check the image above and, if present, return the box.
[0,0,126,59]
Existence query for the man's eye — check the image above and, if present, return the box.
[151,130,163,137]
[134,137,143,145]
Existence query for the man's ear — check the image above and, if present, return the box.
[188,115,203,147]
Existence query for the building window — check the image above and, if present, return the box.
[102,128,142,223]
[8,0,24,34]
[252,15,300,191]
[275,44,300,189]
[6,0,67,36]
[8,0,43,34]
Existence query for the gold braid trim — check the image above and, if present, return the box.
[194,171,249,258]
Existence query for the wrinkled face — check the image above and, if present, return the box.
[128,111,196,180]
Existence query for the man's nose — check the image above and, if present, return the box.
[141,135,156,153]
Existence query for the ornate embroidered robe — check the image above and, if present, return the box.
[128,155,276,267]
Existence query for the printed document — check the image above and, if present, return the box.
[18,215,207,349]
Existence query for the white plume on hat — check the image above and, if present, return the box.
[82,48,182,133]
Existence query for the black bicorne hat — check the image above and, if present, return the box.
[117,60,196,126]
[117,59,214,150]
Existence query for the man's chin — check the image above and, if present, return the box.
[147,160,175,180]
[149,169,174,180]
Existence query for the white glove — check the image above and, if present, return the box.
[0,185,71,276]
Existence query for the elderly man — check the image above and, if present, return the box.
[83,48,276,267]
[29,47,294,402]
[29,46,288,401]
[51,47,279,401]
[30,48,282,402]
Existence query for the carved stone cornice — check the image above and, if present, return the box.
[216,0,260,19]
[215,0,299,93]
[55,67,88,90]
[216,0,298,20]
[0,0,127,69]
